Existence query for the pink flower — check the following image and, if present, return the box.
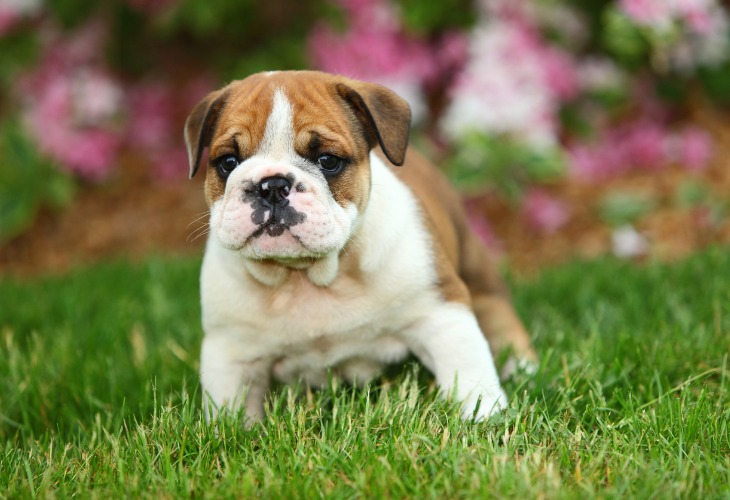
[308,0,439,120]
[124,75,216,180]
[441,17,571,148]
[18,20,125,180]
[0,10,20,35]
[126,80,194,180]
[146,146,190,180]
[55,19,107,66]
[619,0,729,69]
[127,83,175,149]
[72,69,124,126]
[23,72,123,179]
[683,7,714,33]
[576,58,625,93]
[674,0,719,34]
[619,0,673,28]
[23,74,121,179]
[568,117,713,181]
[521,189,570,233]
[622,121,667,169]
[0,0,42,36]
[678,127,713,171]
[568,119,672,180]
[309,0,429,81]
[430,31,470,87]
[57,130,121,180]
[541,47,580,101]
[568,144,614,181]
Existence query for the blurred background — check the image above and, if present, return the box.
[0,0,729,276]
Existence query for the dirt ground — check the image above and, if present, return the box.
[1,109,729,279]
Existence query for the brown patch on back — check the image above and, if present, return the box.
[391,148,535,360]
[389,148,511,304]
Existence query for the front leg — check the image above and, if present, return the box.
[401,302,507,420]
[200,335,271,426]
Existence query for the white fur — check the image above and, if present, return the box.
[200,91,506,424]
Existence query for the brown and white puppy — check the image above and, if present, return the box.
[184,70,535,424]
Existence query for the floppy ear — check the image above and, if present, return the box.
[335,81,411,166]
[184,89,228,178]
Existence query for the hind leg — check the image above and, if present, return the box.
[457,230,536,376]
[472,294,536,378]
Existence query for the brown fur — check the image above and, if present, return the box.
[390,149,536,361]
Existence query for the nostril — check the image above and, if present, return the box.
[258,176,292,205]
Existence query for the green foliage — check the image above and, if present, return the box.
[598,191,657,226]
[674,180,728,226]
[393,0,476,35]
[562,0,615,51]
[0,122,75,243]
[0,31,38,96]
[601,8,649,69]
[30,0,323,78]
[698,65,730,106]
[446,132,565,199]
[223,36,311,81]
[163,0,262,39]
[154,0,322,77]
[1,250,729,495]
[674,180,709,207]
[45,0,101,28]
[654,74,692,103]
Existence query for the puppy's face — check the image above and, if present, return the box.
[185,71,411,264]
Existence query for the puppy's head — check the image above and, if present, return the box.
[185,71,411,267]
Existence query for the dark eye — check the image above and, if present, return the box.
[215,154,239,179]
[317,154,344,175]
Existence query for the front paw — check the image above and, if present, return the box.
[500,355,538,381]
[461,386,508,421]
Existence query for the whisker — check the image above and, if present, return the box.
[189,210,211,221]
[187,211,211,230]
[343,234,364,252]
[187,223,210,242]
[188,228,210,243]
[188,221,209,235]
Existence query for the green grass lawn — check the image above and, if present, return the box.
[1,250,728,497]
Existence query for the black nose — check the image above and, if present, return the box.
[258,176,291,206]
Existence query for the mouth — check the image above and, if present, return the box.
[251,219,290,238]
[240,217,325,260]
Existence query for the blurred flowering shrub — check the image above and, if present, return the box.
[0,0,728,240]
[309,0,470,122]
[0,0,322,240]
[309,0,728,233]
[609,0,728,72]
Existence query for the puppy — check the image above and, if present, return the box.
[184,70,535,424]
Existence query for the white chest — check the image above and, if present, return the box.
[200,239,437,385]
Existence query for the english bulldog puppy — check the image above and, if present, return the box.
[184,70,535,424]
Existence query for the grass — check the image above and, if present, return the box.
[1,249,729,497]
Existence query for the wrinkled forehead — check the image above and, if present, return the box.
[211,73,364,157]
